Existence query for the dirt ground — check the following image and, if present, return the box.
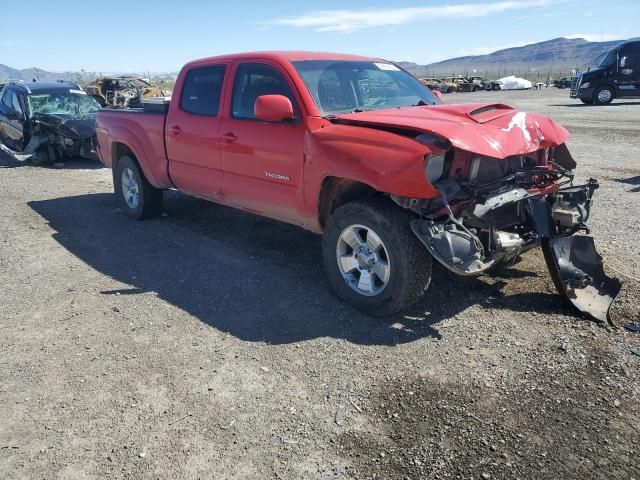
[1,88,639,480]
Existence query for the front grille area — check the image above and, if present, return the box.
[571,75,581,90]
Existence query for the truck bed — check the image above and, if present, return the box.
[96,106,173,189]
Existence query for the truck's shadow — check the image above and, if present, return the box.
[616,175,640,193]
[28,192,567,346]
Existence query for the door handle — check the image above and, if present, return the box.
[222,131,238,144]
[168,125,182,136]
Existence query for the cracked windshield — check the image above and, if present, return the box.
[28,90,101,115]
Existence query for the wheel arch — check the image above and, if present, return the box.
[317,176,378,230]
[112,142,137,169]
[109,138,165,188]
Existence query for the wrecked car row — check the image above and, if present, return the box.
[420,76,504,93]
[0,76,168,164]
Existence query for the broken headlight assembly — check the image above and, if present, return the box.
[424,151,446,183]
[416,133,449,184]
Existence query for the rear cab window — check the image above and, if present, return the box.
[180,65,226,116]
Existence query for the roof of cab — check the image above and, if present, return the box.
[9,81,82,94]
[184,51,381,67]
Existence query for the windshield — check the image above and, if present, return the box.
[28,90,101,116]
[292,60,439,116]
[596,50,617,68]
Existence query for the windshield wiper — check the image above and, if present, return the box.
[411,100,429,107]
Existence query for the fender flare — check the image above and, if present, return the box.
[109,128,164,189]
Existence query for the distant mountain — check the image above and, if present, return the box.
[0,64,70,82]
[0,64,177,85]
[399,37,638,77]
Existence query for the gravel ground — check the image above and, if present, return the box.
[0,88,638,480]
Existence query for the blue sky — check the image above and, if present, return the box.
[1,0,638,73]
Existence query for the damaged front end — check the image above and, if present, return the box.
[4,86,100,165]
[27,113,98,162]
[402,145,621,323]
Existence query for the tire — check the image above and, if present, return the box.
[113,155,162,220]
[322,197,432,317]
[447,87,456,94]
[580,98,594,105]
[593,86,614,105]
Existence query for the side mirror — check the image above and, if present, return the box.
[6,110,21,121]
[254,95,294,122]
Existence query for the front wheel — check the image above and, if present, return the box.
[322,198,432,317]
[114,155,163,220]
[32,145,58,165]
[593,86,614,105]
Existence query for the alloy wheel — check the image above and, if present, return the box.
[336,224,391,296]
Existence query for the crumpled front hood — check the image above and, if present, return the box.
[332,103,570,159]
[32,112,97,140]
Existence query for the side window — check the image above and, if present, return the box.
[180,65,226,116]
[626,50,639,68]
[232,63,297,120]
[0,89,10,110]
[10,92,23,115]
[1,91,22,115]
[1,90,13,110]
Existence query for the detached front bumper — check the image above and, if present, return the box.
[411,179,621,323]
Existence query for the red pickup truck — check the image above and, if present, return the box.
[96,51,620,322]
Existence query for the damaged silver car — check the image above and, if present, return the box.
[0,81,100,164]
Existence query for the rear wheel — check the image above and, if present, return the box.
[114,155,162,220]
[322,198,432,317]
[593,86,614,105]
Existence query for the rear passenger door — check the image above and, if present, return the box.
[166,63,228,200]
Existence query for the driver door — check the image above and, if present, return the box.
[0,89,26,151]
[624,47,640,96]
[617,46,638,98]
[219,62,306,224]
